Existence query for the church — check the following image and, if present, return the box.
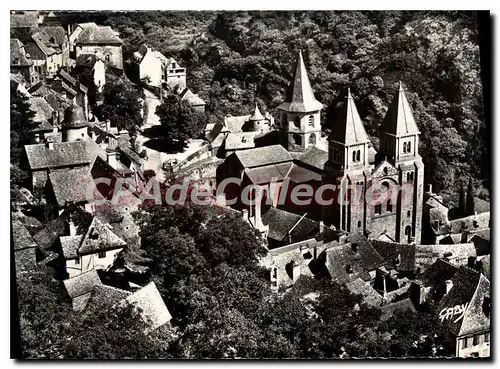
[217,51,425,245]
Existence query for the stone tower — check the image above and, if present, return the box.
[378,82,424,244]
[277,51,323,152]
[323,88,372,232]
[249,103,269,132]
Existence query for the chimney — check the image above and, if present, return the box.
[444,280,453,296]
[45,138,55,150]
[287,233,292,245]
[52,125,58,134]
[67,219,76,236]
[428,184,433,193]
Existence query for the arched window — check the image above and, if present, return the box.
[411,172,414,181]
[387,199,393,212]
[357,220,362,228]
[407,210,411,217]
[352,151,356,162]
[383,167,388,175]
[375,204,382,215]
[405,225,412,243]
[356,150,361,162]
[407,173,410,182]
[408,142,411,152]
[403,142,407,153]
[308,115,314,127]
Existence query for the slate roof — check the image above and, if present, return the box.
[78,217,126,255]
[468,234,490,257]
[473,197,490,214]
[12,220,37,251]
[243,162,292,185]
[86,284,132,310]
[48,166,100,207]
[277,51,323,113]
[380,298,416,321]
[437,267,490,337]
[478,255,490,281]
[249,104,265,121]
[29,96,54,123]
[63,268,102,299]
[179,87,205,106]
[225,132,257,151]
[25,139,106,171]
[38,26,67,45]
[234,144,292,169]
[261,207,319,244]
[10,13,38,29]
[381,82,420,136]
[60,235,83,259]
[294,146,328,172]
[325,244,372,283]
[371,240,416,272]
[286,164,322,184]
[346,277,384,307]
[329,89,370,146]
[119,281,172,332]
[347,233,392,271]
[448,212,490,235]
[75,25,123,45]
[224,114,252,133]
[62,104,88,128]
[10,39,33,66]
[421,258,460,288]
[31,31,58,56]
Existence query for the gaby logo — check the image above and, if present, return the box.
[438,303,469,324]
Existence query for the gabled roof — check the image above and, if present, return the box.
[63,268,102,299]
[437,267,489,337]
[380,298,416,321]
[286,164,322,184]
[294,146,328,172]
[10,38,33,66]
[347,232,392,271]
[178,87,205,106]
[325,244,371,283]
[233,144,292,169]
[329,89,370,146]
[381,82,420,137]
[277,51,323,113]
[244,162,292,185]
[346,277,384,307]
[62,104,88,128]
[119,281,172,332]
[12,220,37,251]
[31,31,58,56]
[262,208,318,244]
[38,26,67,45]
[10,13,38,29]
[75,25,123,45]
[78,217,126,255]
[48,166,99,207]
[224,114,251,133]
[28,96,54,123]
[25,139,106,171]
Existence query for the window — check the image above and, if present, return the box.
[293,134,302,146]
[346,265,353,274]
[308,133,316,145]
[387,199,393,212]
[383,167,388,175]
[473,335,480,346]
[352,151,356,162]
[405,226,411,235]
[356,150,361,162]
[172,62,176,69]
[75,258,80,265]
[408,142,411,152]
[98,251,106,258]
[105,55,110,62]
[308,115,314,127]
[403,142,407,153]
[411,172,414,181]
[407,210,411,217]
[485,333,490,343]
[462,338,468,349]
[375,204,382,215]
[357,220,362,228]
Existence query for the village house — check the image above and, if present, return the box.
[10,39,38,86]
[60,216,126,279]
[24,31,64,78]
[75,53,106,93]
[10,12,40,38]
[37,26,70,67]
[51,70,89,118]
[436,267,490,358]
[71,23,124,70]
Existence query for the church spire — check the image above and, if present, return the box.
[278,51,323,113]
[329,88,370,146]
[381,81,420,136]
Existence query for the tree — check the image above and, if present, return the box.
[154,94,205,148]
[94,78,145,134]
[458,182,466,217]
[10,83,37,188]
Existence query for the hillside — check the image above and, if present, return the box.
[58,11,489,205]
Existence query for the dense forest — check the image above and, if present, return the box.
[57,11,490,206]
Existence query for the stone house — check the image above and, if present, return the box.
[10,38,38,86]
[24,31,63,78]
